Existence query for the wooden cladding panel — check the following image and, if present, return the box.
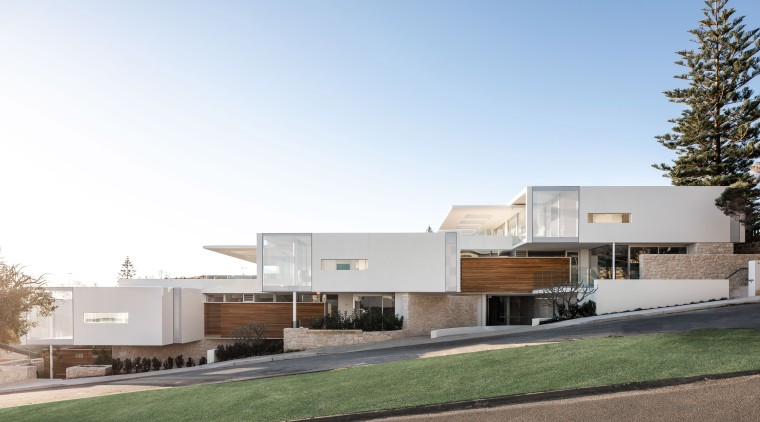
[461,257,570,293]
[204,302,326,339]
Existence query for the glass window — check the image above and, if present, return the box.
[320,259,369,270]
[588,213,631,223]
[205,294,224,303]
[589,244,629,279]
[225,294,243,302]
[255,294,273,302]
[445,232,458,292]
[262,234,312,291]
[532,188,579,238]
[83,313,128,324]
[354,294,395,316]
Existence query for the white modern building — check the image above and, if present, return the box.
[27,186,755,355]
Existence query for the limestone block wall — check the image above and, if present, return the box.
[404,294,480,336]
[0,366,36,385]
[640,254,760,280]
[283,328,406,351]
[66,365,112,379]
[687,242,735,255]
[112,339,234,362]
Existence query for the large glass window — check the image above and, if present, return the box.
[532,188,579,239]
[507,209,527,243]
[354,295,395,316]
[590,244,629,279]
[262,234,312,291]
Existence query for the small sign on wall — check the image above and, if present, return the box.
[336,263,351,270]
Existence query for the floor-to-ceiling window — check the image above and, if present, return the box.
[532,188,579,240]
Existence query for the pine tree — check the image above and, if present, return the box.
[654,0,760,227]
[118,256,136,279]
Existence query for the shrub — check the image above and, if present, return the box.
[133,357,142,373]
[141,357,152,372]
[232,323,269,357]
[175,355,185,368]
[215,344,226,362]
[578,300,596,317]
[123,358,133,374]
[151,357,161,371]
[162,356,174,370]
[311,310,404,331]
[112,358,123,374]
[199,356,207,365]
[186,357,195,367]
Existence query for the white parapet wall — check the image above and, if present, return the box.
[594,279,729,315]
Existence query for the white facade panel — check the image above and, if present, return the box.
[179,289,204,343]
[311,233,446,293]
[594,279,728,314]
[72,287,172,346]
[578,186,731,243]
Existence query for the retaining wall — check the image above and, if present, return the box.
[283,328,406,351]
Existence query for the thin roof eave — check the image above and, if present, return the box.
[203,245,258,264]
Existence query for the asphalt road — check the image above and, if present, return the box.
[108,303,760,388]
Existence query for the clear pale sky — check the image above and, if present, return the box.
[2,0,759,285]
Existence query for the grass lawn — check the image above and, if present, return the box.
[3,329,760,421]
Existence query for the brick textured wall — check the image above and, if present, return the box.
[641,254,760,280]
[283,329,406,351]
[687,242,735,255]
[404,294,480,336]
[112,339,234,362]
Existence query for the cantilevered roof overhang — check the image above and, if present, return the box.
[203,245,257,264]
[439,205,517,235]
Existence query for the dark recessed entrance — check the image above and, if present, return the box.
[486,295,535,325]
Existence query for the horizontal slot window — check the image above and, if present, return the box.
[83,312,128,324]
[588,213,631,223]
[321,259,369,271]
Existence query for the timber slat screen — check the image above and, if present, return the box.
[204,302,326,338]
[460,257,570,293]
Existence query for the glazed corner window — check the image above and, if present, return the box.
[588,213,631,223]
[321,259,369,271]
[83,312,128,324]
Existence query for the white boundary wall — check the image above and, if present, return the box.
[594,279,728,315]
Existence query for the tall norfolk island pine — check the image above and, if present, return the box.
[654,0,760,227]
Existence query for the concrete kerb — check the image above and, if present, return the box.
[293,369,760,422]
[2,296,758,396]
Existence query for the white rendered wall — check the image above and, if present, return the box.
[118,278,260,294]
[72,287,173,346]
[179,289,204,343]
[311,233,447,293]
[594,279,728,315]
[578,186,731,244]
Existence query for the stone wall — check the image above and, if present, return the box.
[641,254,760,280]
[403,294,480,336]
[687,242,735,255]
[66,365,112,379]
[283,328,406,351]
[0,365,36,385]
[112,339,234,362]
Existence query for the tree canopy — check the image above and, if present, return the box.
[654,0,760,226]
[0,260,55,345]
[118,256,136,279]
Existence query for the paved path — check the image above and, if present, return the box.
[2,300,760,409]
[379,374,760,422]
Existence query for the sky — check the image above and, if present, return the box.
[2,0,760,286]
